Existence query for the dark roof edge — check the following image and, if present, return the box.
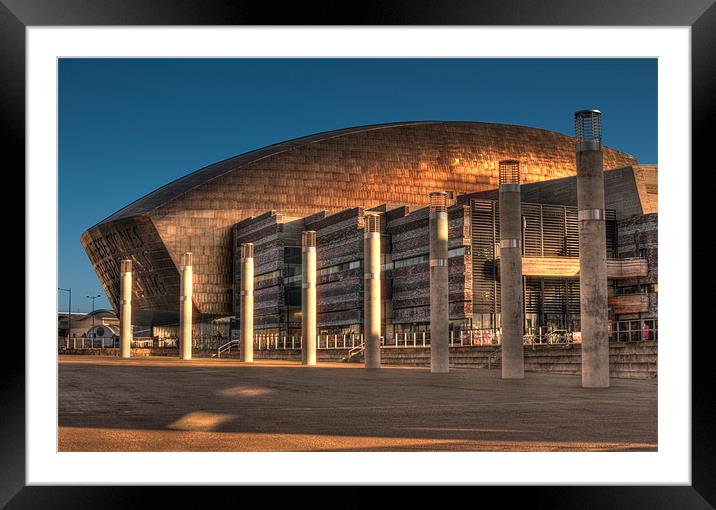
[90,121,437,229]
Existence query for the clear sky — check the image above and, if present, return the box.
[58,58,657,313]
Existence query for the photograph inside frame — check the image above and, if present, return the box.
[57,58,658,453]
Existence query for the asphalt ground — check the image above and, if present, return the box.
[58,355,657,452]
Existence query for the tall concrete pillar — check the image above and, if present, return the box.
[179,252,193,361]
[575,109,610,388]
[119,259,132,358]
[499,160,525,379]
[363,213,382,369]
[240,243,254,363]
[301,231,317,366]
[429,192,449,373]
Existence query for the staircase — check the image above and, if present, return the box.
[377,346,502,369]
[206,341,655,379]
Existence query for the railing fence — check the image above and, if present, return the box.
[59,321,657,354]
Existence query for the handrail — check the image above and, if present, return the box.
[343,342,365,362]
[487,347,501,369]
[215,339,239,358]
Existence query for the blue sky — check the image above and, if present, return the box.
[58,58,657,312]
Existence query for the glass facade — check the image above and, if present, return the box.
[282,246,302,336]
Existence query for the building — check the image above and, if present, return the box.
[81,121,655,342]
[57,309,119,346]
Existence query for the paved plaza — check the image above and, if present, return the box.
[58,355,657,452]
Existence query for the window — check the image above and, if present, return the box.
[389,247,466,271]
[316,260,362,277]
[254,270,281,284]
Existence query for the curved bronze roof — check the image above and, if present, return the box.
[102,122,430,223]
[100,120,635,224]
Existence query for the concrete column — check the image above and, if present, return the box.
[179,252,193,361]
[429,192,449,373]
[575,109,610,388]
[240,243,254,363]
[301,231,317,366]
[499,160,525,379]
[363,213,381,369]
[119,259,132,358]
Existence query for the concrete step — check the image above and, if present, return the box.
[89,342,654,380]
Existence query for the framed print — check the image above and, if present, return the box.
[4,0,711,506]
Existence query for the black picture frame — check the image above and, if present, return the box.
[4,0,709,506]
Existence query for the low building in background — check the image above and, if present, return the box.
[57,309,119,346]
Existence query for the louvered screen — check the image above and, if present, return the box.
[521,203,542,256]
[521,203,613,259]
[542,278,566,315]
[524,278,542,314]
[472,199,617,322]
[566,279,581,315]
[565,207,580,257]
[541,206,567,256]
[605,209,617,258]
[471,199,500,314]
[525,278,581,319]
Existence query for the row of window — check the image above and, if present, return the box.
[614,283,657,295]
[385,246,467,271]
[254,270,282,284]
[284,259,363,284]
[317,260,362,277]
[262,247,468,285]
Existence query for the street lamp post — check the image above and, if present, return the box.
[87,294,101,347]
[58,287,71,344]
